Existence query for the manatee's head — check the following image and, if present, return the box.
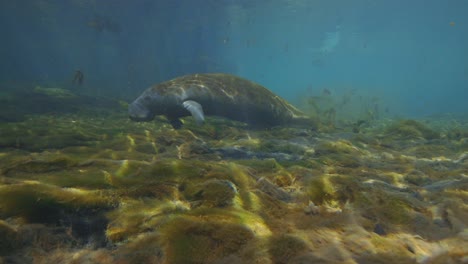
[128,91,156,122]
[129,100,153,121]
[129,84,188,123]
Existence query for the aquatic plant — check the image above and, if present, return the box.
[186,179,239,207]
[384,119,440,140]
[268,234,310,264]
[0,182,113,223]
[161,215,255,263]
[0,220,18,255]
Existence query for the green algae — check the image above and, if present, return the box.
[305,172,419,230]
[165,207,269,257]
[446,127,468,140]
[186,179,238,207]
[105,199,189,243]
[307,174,337,204]
[107,204,267,262]
[318,153,361,168]
[315,139,362,155]
[384,119,440,140]
[357,188,415,227]
[112,232,164,263]
[161,216,255,263]
[0,117,102,151]
[405,144,451,158]
[2,154,76,174]
[0,220,18,255]
[268,234,309,264]
[0,182,114,223]
[236,158,282,172]
[256,140,307,155]
[145,159,208,180]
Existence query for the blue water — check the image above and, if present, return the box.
[1,0,467,118]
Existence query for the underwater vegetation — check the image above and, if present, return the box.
[383,119,440,140]
[296,87,388,132]
[0,88,467,263]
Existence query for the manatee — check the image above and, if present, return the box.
[128,73,317,129]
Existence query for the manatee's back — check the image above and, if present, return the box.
[185,73,306,126]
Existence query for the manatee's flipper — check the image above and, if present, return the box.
[183,100,205,125]
[169,118,183,129]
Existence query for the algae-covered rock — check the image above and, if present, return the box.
[405,144,451,158]
[105,199,190,243]
[307,174,338,204]
[0,119,100,151]
[0,182,113,248]
[384,119,440,140]
[315,139,362,155]
[318,153,362,168]
[161,215,255,263]
[0,220,18,255]
[187,179,238,207]
[446,127,468,140]
[112,232,164,263]
[0,182,113,223]
[268,234,310,264]
[2,154,76,174]
[256,177,292,202]
[33,86,76,98]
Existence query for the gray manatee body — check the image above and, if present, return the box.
[128,73,316,129]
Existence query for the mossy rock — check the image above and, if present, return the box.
[318,153,361,168]
[117,182,180,200]
[307,174,363,206]
[0,129,97,151]
[161,216,255,263]
[0,182,113,223]
[384,120,439,140]
[268,234,309,264]
[145,159,209,181]
[404,170,431,186]
[307,175,337,204]
[106,199,190,243]
[446,127,468,140]
[273,170,295,187]
[0,220,18,255]
[235,158,282,173]
[356,188,414,227]
[405,144,449,158]
[378,195,413,225]
[3,155,77,174]
[106,158,207,187]
[187,179,238,207]
[112,232,164,263]
[256,140,306,155]
[315,139,361,155]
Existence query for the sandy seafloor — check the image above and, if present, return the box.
[0,89,467,264]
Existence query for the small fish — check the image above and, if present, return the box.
[72,70,84,86]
